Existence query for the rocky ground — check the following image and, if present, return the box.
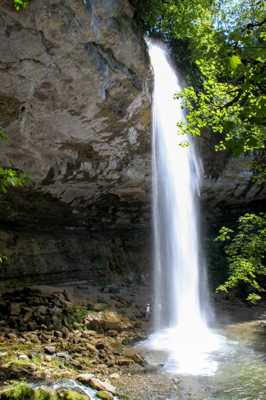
[0,284,265,400]
[0,283,151,400]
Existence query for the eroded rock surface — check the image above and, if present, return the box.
[0,0,151,227]
[198,134,266,225]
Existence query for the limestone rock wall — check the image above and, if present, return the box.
[198,134,266,226]
[0,0,265,285]
[0,228,150,284]
[0,0,151,228]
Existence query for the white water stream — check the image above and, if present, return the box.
[145,39,224,375]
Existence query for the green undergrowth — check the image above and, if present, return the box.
[68,306,88,326]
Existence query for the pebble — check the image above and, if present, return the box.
[44,355,52,362]
[110,373,120,379]
[56,352,70,359]
[44,345,56,354]
[18,354,29,360]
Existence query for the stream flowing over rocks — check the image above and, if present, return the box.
[0,285,265,400]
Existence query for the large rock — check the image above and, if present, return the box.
[0,0,151,228]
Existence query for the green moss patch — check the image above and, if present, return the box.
[0,384,89,400]
[0,95,20,128]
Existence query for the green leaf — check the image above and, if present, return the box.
[229,55,242,70]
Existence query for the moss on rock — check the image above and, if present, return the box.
[0,94,21,128]
[0,384,89,400]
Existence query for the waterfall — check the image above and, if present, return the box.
[146,39,223,376]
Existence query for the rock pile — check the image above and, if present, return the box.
[0,286,146,385]
[0,288,80,331]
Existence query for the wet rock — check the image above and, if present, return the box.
[28,322,38,331]
[77,373,94,384]
[86,344,98,354]
[54,330,63,338]
[7,333,17,341]
[123,348,145,365]
[79,376,116,394]
[96,391,113,400]
[62,327,70,338]
[23,311,33,323]
[110,373,120,379]
[56,352,70,360]
[58,389,92,400]
[85,310,129,332]
[37,305,48,315]
[116,357,135,366]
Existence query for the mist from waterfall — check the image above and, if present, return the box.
[146,39,224,376]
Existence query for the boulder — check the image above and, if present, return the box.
[78,375,116,394]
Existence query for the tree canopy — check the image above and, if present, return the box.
[139,0,266,154]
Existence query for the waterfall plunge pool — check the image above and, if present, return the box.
[118,319,266,400]
[123,39,266,399]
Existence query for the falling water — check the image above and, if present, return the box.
[146,39,224,375]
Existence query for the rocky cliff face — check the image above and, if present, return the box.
[199,133,266,227]
[0,0,151,228]
[0,0,265,283]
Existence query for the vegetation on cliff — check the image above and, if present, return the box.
[0,130,27,264]
[12,0,30,11]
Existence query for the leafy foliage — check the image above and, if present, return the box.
[13,0,30,11]
[216,213,266,302]
[0,129,7,140]
[176,0,266,154]
[0,167,27,193]
[0,129,28,193]
[0,255,8,265]
[141,0,266,155]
